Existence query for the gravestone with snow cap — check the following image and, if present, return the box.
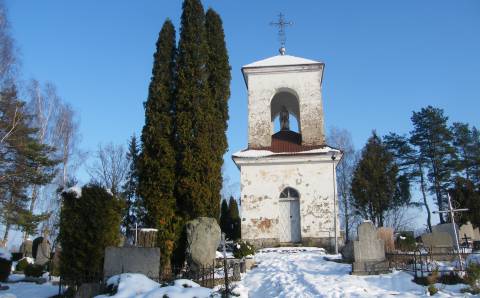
[352,221,389,275]
[186,217,221,270]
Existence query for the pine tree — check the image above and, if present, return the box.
[205,8,231,219]
[449,177,480,228]
[58,184,123,288]
[351,132,402,226]
[137,20,179,271]
[219,198,231,237]
[228,196,241,240]
[122,134,140,240]
[0,87,57,242]
[410,106,455,223]
[470,127,480,186]
[175,0,212,219]
[384,132,433,232]
[451,122,476,181]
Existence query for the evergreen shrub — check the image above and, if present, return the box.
[15,258,30,271]
[465,263,480,294]
[396,233,416,251]
[233,240,255,259]
[58,183,123,287]
[0,258,11,282]
[24,264,44,277]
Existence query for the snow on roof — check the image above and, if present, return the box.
[243,54,322,68]
[232,147,339,158]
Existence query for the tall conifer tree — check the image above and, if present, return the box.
[122,134,140,239]
[351,132,402,226]
[175,0,212,219]
[410,106,454,223]
[137,20,178,270]
[205,9,231,219]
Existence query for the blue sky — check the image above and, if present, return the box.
[6,1,480,207]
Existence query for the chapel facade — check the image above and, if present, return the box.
[232,51,343,250]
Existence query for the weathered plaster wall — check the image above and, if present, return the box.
[238,155,340,247]
[246,68,325,148]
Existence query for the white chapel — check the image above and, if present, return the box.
[232,47,343,251]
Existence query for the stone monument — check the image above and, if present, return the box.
[352,221,389,275]
[34,238,51,266]
[421,231,453,254]
[19,240,33,258]
[103,247,160,281]
[186,217,221,270]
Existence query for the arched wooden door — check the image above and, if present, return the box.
[278,187,301,243]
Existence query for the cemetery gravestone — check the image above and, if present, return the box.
[459,222,475,244]
[103,246,160,280]
[103,247,160,281]
[35,238,51,266]
[433,223,459,244]
[473,228,480,241]
[186,217,221,270]
[352,221,389,275]
[421,231,453,254]
[19,240,33,258]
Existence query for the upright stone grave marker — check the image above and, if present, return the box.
[421,231,453,254]
[186,217,221,271]
[103,247,160,281]
[34,238,51,266]
[352,221,389,275]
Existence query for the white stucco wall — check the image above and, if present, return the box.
[243,65,325,148]
[235,153,341,244]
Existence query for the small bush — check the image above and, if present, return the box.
[428,284,438,295]
[465,262,480,294]
[233,240,255,259]
[15,258,30,272]
[0,258,11,282]
[396,233,416,252]
[426,269,439,285]
[24,264,44,278]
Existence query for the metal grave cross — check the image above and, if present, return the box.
[270,13,293,55]
[433,193,469,271]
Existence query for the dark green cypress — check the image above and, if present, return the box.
[137,20,178,271]
[122,134,140,239]
[175,0,212,219]
[205,8,231,219]
[219,199,231,236]
[58,184,123,288]
[351,132,400,226]
[228,197,241,240]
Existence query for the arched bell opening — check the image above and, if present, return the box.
[270,90,301,135]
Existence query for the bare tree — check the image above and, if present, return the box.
[87,142,128,196]
[0,1,18,87]
[327,127,359,241]
[54,103,81,188]
[27,80,61,214]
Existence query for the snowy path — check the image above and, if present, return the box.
[239,247,473,298]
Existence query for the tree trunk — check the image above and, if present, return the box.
[2,223,10,243]
[418,163,433,232]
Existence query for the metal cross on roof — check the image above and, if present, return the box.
[270,13,293,55]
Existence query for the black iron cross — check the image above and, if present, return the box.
[270,13,293,54]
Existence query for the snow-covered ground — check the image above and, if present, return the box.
[0,281,58,298]
[1,247,478,297]
[238,247,477,298]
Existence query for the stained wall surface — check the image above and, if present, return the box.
[245,67,325,148]
[238,155,340,246]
